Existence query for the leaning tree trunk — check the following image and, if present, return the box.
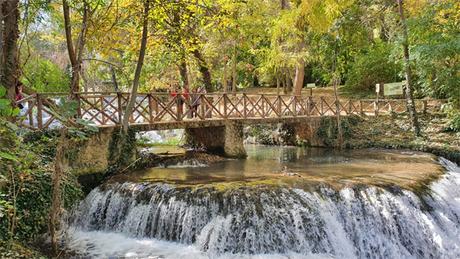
[1,0,20,103]
[397,0,421,136]
[49,127,67,256]
[192,49,213,92]
[63,0,89,96]
[122,0,150,134]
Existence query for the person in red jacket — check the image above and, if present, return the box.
[15,83,24,109]
[170,86,184,119]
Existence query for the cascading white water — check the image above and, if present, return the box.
[65,158,460,258]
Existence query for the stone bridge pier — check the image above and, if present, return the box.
[185,121,247,158]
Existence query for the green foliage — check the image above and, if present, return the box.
[107,128,137,172]
[0,120,82,243]
[344,43,401,94]
[0,86,19,117]
[409,1,460,104]
[442,103,460,132]
[445,113,460,133]
[22,57,70,93]
[316,116,361,146]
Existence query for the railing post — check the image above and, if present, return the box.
[117,92,123,125]
[261,94,265,118]
[36,94,43,129]
[28,100,34,127]
[223,93,228,119]
[360,100,364,116]
[320,97,324,115]
[277,95,282,116]
[374,100,379,116]
[148,94,154,123]
[292,96,297,117]
[100,96,106,125]
[334,99,339,116]
[243,93,247,119]
[308,96,313,116]
[75,93,82,119]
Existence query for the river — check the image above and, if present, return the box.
[63,146,460,258]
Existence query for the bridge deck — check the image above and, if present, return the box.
[16,92,443,130]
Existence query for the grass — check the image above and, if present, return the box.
[137,137,182,147]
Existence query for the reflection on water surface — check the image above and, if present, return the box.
[122,146,442,190]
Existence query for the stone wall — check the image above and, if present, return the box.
[68,127,137,176]
[244,118,325,147]
[223,122,246,158]
[185,122,247,158]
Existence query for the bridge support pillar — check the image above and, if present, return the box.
[185,121,247,158]
[223,122,247,158]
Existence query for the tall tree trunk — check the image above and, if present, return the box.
[49,127,67,256]
[63,0,89,95]
[288,69,294,92]
[280,0,290,10]
[397,0,421,136]
[179,61,189,89]
[333,76,343,149]
[285,71,292,94]
[1,0,20,102]
[222,60,228,92]
[293,58,305,96]
[192,49,212,92]
[122,0,150,134]
[231,43,237,92]
[111,66,119,91]
[0,0,4,80]
[276,75,280,95]
[187,66,194,89]
[293,37,306,96]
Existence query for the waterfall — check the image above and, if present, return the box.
[66,158,460,258]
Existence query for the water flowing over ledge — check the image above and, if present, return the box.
[64,157,460,258]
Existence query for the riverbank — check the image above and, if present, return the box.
[244,113,460,164]
[345,113,460,164]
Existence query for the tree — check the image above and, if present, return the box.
[62,0,90,95]
[121,0,150,134]
[0,0,20,103]
[396,0,421,136]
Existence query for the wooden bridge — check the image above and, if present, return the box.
[16,92,443,131]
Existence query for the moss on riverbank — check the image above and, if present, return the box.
[342,114,460,164]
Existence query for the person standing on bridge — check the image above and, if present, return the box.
[182,87,191,118]
[190,88,200,118]
[170,86,184,120]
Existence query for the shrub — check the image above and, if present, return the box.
[22,57,70,93]
[344,43,401,94]
[0,120,82,242]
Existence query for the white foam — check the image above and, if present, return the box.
[63,228,331,259]
[64,158,460,258]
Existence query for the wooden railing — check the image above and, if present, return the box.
[15,92,445,129]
